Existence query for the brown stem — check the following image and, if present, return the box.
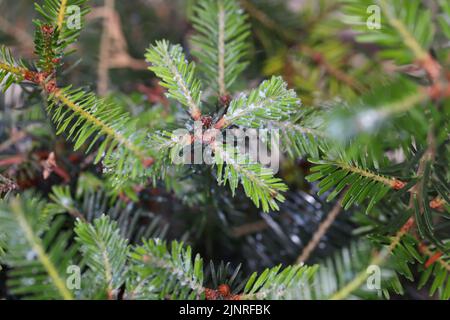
[296,195,344,264]
[97,0,115,96]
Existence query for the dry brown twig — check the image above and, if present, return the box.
[91,0,148,96]
[296,195,344,264]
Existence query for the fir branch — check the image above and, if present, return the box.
[10,200,73,300]
[329,217,414,300]
[0,46,26,91]
[0,56,155,185]
[213,143,287,212]
[378,0,429,61]
[75,215,129,299]
[330,128,440,299]
[336,161,405,189]
[217,1,226,95]
[405,128,443,251]
[190,0,250,95]
[146,40,203,120]
[241,264,318,300]
[127,240,205,300]
[51,88,150,163]
[343,0,435,66]
[1,0,448,301]
[274,120,328,158]
[307,159,405,212]
[28,1,89,74]
[216,76,300,129]
[57,0,69,31]
[0,196,74,300]
[47,87,155,186]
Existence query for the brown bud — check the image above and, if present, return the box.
[142,157,154,168]
[23,70,36,82]
[45,79,57,93]
[36,72,47,84]
[218,284,231,297]
[401,217,415,233]
[391,179,406,190]
[41,24,54,35]
[430,197,445,211]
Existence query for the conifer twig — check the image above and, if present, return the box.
[0,59,154,167]
[329,216,415,300]
[378,0,442,82]
[330,127,437,299]
[337,162,406,190]
[0,61,24,76]
[52,89,151,164]
[378,0,426,60]
[146,41,202,120]
[10,198,74,300]
[57,0,69,31]
[217,0,226,96]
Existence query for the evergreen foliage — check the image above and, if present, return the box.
[190,0,250,95]
[0,0,449,301]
